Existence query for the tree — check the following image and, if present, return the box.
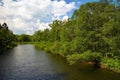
[0,23,17,53]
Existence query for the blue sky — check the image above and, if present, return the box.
[66,0,98,17]
[0,0,98,35]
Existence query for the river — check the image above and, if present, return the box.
[0,44,120,80]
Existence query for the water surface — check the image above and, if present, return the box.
[0,44,120,80]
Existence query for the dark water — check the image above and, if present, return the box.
[0,44,120,80]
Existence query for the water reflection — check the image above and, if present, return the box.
[0,44,120,80]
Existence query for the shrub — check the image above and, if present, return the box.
[67,50,102,65]
[101,57,120,72]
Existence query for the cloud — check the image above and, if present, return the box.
[0,5,6,23]
[0,0,76,35]
[62,15,68,21]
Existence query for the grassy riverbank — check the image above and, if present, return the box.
[34,41,120,73]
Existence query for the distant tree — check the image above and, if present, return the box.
[17,34,32,42]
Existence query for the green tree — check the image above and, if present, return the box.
[0,22,17,53]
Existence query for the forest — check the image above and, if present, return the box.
[0,0,120,73]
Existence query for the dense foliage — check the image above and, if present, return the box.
[0,23,17,53]
[33,1,120,72]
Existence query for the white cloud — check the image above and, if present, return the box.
[62,15,68,21]
[0,0,76,35]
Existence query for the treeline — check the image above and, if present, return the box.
[0,23,17,53]
[16,34,32,44]
[32,1,120,72]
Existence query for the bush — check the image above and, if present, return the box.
[50,41,61,54]
[101,57,120,72]
[59,41,71,57]
[67,50,102,65]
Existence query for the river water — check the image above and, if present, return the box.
[0,44,120,80]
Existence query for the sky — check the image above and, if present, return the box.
[0,0,98,35]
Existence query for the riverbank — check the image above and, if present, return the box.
[34,41,120,73]
[100,58,120,73]
[0,42,17,54]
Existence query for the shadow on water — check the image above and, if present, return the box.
[0,44,120,80]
